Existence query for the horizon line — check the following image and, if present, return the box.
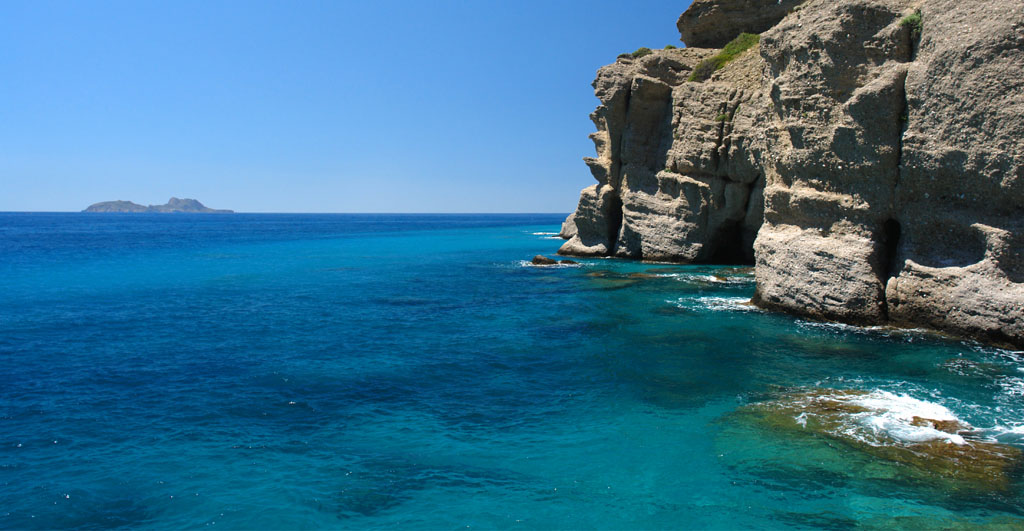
[0,210,572,215]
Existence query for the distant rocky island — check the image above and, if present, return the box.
[83,197,233,213]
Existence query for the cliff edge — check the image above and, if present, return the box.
[559,0,1024,347]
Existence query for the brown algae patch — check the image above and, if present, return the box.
[583,270,641,290]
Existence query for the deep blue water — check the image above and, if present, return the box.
[1,213,1023,529]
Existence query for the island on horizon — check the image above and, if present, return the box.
[83,197,233,213]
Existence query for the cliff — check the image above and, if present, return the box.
[559,0,1024,347]
[83,197,233,213]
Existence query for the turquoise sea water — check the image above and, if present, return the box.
[1,213,1022,529]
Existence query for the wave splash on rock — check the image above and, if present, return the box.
[738,387,1023,492]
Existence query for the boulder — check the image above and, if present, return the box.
[676,0,804,48]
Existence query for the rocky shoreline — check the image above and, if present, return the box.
[558,0,1023,348]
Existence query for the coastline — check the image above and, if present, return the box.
[557,0,1024,349]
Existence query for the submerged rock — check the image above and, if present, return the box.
[737,388,1022,492]
[583,270,641,289]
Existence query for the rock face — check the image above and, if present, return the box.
[752,0,915,325]
[560,0,1024,347]
[884,0,1024,345]
[83,197,233,213]
[676,0,804,48]
[558,46,767,263]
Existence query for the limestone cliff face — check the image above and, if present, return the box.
[753,0,914,326]
[886,0,1024,344]
[560,0,1024,347]
[558,47,768,263]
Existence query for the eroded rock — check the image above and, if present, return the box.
[559,46,766,264]
[752,0,913,325]
[752,0,1024,345]
[884,0,1024,345]
[559,0,1024,346]
[676,0,805,48]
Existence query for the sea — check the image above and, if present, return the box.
[1,212,1022,529]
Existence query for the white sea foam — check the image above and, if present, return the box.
[799,320,880,333]
[662,273,754,285]
[847,390,967,445]
[984,424,1024,443]
[799,390,970,446]
[531,232,559,236]
[796,320,938,342]
[673,296,759,312]
[516,260,581,269]
[997,376,1024,397]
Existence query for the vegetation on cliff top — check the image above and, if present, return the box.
[688,32,760,82]
[631,47,652,58]
[617,46,676,60]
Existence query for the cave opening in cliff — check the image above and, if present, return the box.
[606,194,623,255]
[881,218,902,280]
[708,223,755,265]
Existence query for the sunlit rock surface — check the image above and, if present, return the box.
[559,0,1024,347]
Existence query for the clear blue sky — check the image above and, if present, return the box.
[2,1,691,213]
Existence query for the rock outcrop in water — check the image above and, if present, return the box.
[736,388,1022,493]
[83,197,233,213]
[559,0,1024,347]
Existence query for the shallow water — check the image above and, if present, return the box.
[1,213,1022,529]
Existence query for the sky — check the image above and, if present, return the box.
[1,1,691,213]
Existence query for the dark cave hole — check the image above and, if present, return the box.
[607,194,624,254]
[882,218,902,280]
[708,223,755,265]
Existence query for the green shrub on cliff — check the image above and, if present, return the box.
[631,47,652,58]
[689,60,718,82]
[688,32,760,82]
[901,10,922,41]
[664,44,677,50]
